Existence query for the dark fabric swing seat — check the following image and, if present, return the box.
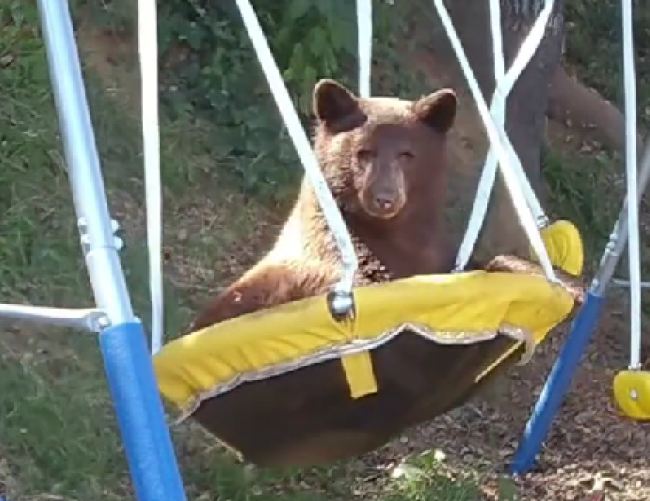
[153,268,582,467]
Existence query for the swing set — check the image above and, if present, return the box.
[0,0,647,499]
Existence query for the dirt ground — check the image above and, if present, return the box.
[372,315,650,501]
[64,20,650,501]
[361,55,650,501]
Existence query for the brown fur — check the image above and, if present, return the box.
[190,80,585,334]
[483,254,585,308]
[191,79,461,332]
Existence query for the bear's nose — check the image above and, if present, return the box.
[374,194,395,211]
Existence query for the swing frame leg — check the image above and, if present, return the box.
[510,137,650,475]
[37,1,187,500]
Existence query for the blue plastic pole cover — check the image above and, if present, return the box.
[99,321,187,501]
[510,292,605,474]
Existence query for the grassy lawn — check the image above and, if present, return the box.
[1,1,649,501]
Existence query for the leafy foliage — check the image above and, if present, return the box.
[154,0,399,198]
[75,0,399,199]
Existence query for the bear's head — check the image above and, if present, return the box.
[312,79,457,223]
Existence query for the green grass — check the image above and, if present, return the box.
[0,1,648,500]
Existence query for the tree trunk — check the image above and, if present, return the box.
[426,0,566,259]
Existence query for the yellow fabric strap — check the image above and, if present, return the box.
[341,351,378,398]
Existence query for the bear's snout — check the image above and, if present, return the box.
[361,186,406,219]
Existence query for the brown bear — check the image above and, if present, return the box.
[190,78,462,331]
[181,79,585,467]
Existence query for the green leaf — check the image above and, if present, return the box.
[310,26,328,57]
[287,0,313,22]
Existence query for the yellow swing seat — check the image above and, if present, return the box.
[154,267,579,467]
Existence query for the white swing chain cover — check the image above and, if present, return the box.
[235,0,359,310]
[138,0,164,355]
[431,0,557,284]
[357,0,373,98]
[455,0,556,271]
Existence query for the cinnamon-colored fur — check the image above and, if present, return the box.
[190,79,459,332]
[190,79,583,333]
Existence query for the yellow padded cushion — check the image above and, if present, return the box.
[154,271,574,409]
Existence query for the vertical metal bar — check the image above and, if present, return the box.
[511,137,650,475]
[36,1,188,500]
[619,0,640,370]
[37,0,133,325]
[591,136,650,297]
[509,293,605,474]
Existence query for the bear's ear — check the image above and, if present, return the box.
[413,89,457,133]
[313,79,361,126]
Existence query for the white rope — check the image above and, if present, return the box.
[455,0,555,271]
[621,0,641,369]
[138,0,164,354]
[357,0,373,97]
[234,0,358,301]
[431,0,557,283]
